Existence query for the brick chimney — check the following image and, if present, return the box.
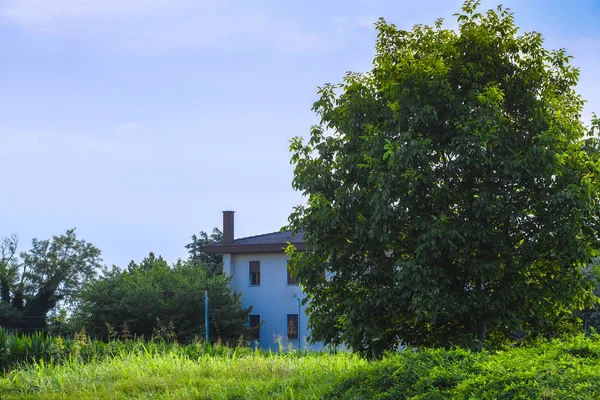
[222,211,235,243]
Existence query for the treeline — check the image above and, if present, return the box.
[0,228,254,344]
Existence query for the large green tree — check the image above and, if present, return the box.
[0,229,101,331]
[287,0,600,357]
[74,253,253,343]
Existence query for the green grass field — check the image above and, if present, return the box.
[0,351,363,399]
[0,328,362,399]
[1,331,600,399]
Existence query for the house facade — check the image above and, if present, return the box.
[203,211,323,350]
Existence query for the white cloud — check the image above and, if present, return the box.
[0,128,152,164]
[0,0,214,26]
[114,122,144,135]
[332,15,378,33]
[0,0,327,54]
[115,12,327,55]
[355,16,378,29]
[272,21,325,54]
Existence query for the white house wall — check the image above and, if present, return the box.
[226,252,322,351]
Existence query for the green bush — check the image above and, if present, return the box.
[327,335,600,399]
[72,253,253,344]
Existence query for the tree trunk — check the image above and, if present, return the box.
[11,287,24,311]
[0,276,11,304]
[475,275,486,345]
[477,321,486,344]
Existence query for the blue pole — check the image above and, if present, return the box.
[297,297,301,351]
[205,290,210,342]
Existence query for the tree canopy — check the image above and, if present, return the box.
[185,229,224,276]
[287,0,600,357]
[0,229,101,331]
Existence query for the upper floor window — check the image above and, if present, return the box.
[249,261,260,285]
[287,263,298,285]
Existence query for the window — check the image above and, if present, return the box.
[287,314,299,339]
[249,261,260,285]
[249,315,260,340]
[287,263,298,285]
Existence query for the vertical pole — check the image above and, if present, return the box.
[297,298,301,351]
[205,290,210,342]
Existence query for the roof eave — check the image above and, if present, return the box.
[202,242,306,254]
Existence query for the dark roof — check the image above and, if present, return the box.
[202,230,305,254]
[228,230,304,246]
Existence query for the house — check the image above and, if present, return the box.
[202,211,323,350]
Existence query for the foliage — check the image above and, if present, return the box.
[328,334,600,399]
[0,326,257,373]
[0,230,101,332]
[73,253,253,344]
[0,235,19,306]
[186,228,224,276]
[579,257,600,333]
[0,330,360,400]
[1,334,600,399]
[287,0,600,357]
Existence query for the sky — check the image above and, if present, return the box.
[1,0,599,268]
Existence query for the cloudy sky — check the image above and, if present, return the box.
[1,0,598,267]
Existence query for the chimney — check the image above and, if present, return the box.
[222,211,235,243]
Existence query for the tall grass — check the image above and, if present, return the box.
[0,327,364,399]
[0,327,261,372]
[0,344,363,399]
[3,328,600,399]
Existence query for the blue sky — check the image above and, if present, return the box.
[1,0,599,268]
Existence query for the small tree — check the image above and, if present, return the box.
[287,0,600,357]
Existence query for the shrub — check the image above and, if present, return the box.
[327,335,600,399]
